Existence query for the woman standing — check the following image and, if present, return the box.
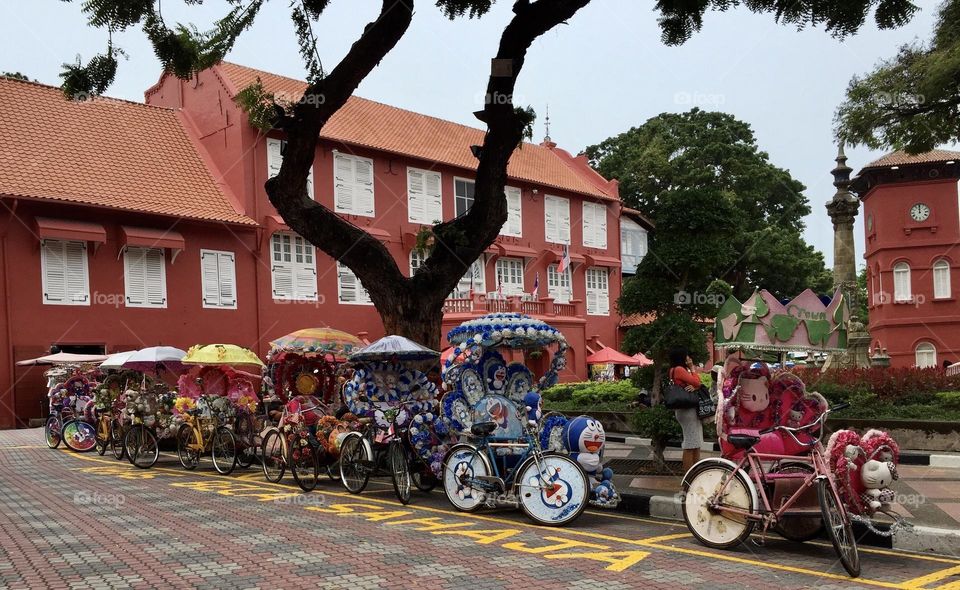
[669,347,703,472]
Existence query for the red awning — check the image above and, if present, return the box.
[584,254,621,268]
[586,346,644,366]
[364,226,392,242]
[632,352,654,367]
[496,243,539,258]
[35,217,106,243]
[121,226,186,251]
[265,214,289,231]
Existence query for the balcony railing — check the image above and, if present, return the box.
[442,294,584,319]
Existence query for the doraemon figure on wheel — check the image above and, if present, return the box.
[440,313,594,526]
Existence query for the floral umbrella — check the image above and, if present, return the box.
[181,344,265,370]
[348,335,440,363]
[121,346,189,375]
[267,328,364,360]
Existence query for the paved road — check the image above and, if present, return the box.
[1,428,959,590]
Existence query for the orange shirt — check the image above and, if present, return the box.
[670,366,701,388]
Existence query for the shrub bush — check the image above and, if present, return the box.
[630,365,655,390]
[936,391,960,411]
[794,367,960,401]
[541,381,641,408]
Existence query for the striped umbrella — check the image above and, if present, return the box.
[268,328,364,358]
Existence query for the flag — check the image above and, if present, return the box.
[532,272,540,299]
[557,244,571,273]
[469,266,475,297]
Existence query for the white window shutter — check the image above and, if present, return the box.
[201,251,221,307]
[559,198,571,244]
[338,263,357,303]
[334,154,354,213]
[425,171,442,222]
[63,241,89,304]
[41,241,67,303]
[544,197,557,242]
[586,290,598,315]
[596,205,607,248]
[306,163,314,199]
[124,249,147,306]
[502,187,522,237]
[267,138,283,178]
[407,168,425,223]
[598,280,610,315]
[582,202,595,247]
[294,264,317,300]
[218,253,237,307]
[144,250,166,306]
[272,262,294,299]
[355,158,375,216]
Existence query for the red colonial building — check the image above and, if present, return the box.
[0,63,634,428]
[855,150,960,368]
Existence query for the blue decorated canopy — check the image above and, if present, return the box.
[348,335,440,363]
[446,313,567,349]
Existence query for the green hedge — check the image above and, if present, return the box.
[541,381,641,411]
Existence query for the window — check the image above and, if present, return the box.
[620,218,648,274]
[934,259,951,299]
[41,240,90,305]
[270,232,317,300]
[500,186,523,237]
[547,264,572,303]
[124,247,166,308]
[455,178,475,218]
[334,152,375,216]
[495,257,524,296]
[200,250,237,309]
[544,195,570,244]
[893,262,912,302]
[453,259,485,298]
[409,249,427,277]
[585,267,610,316]
[337,262,372,305]
[407,168,442,224]
[267,138,313,198]
[915,342,937,368]
[582,201,607,248]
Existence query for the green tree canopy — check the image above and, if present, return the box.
[836,0,960,153]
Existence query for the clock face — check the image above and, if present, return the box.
[910,203,931,222]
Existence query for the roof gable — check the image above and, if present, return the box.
[0,77,254,225]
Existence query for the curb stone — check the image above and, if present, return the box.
[616,490,960,555]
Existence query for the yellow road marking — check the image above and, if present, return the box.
[901,564,960,589]
[58,449,960,587]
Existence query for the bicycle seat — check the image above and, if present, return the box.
[727,433,761,449]
[471,421,497,436]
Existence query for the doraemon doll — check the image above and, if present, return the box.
[561,416,618,507]
[522,391,541,426]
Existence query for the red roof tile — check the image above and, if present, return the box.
[215,62,619,201]
[0,77,254,225]
[620,312,655,328]
[861,149,960,170]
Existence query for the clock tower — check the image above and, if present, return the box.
[852,149,960,368]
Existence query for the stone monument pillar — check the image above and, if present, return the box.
[825,144,871,368]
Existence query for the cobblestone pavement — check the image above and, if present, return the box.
[2,428,960,589]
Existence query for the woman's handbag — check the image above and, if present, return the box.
[696,386,717,420]
[663,369,699,409]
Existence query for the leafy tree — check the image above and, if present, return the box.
[836,0,960,153]
[856,264,869,324]
[62,0,917,348]
[2,72,33,81]
[588,110,834,398]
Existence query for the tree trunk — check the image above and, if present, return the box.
[377,291,446,351]
[650,363,663,405]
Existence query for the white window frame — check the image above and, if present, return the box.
[454,177,475,218]
[407,167,443,224]
[123,247,167,308]
[40,239,90,306]
[409,249,427,277]
[494,257,525,296]
[200,249,237,310]
[333,152,375,217]
[267,138,313,198]
[915,342,937,368]
[500,186,523,237]
[544,195,571,245]
[620,218,648,274]
[546,264,572,304]
[582,201,608,248]
[337,262,373,305]
[933,259,951,299]
[893,262,912,302]
[585,267,610,316]
[453,259,485,298]
[270,232,318,301]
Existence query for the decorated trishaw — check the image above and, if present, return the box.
[682,289,907,578]
[92,363,141,459]
[339,335,446,504]
[260,329,364,491]
[46,370,99,453]
[439,313,612,526]
[174,344,265,475]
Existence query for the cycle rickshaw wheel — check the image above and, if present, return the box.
[290,443,320,492]
[261,429,286,483]
[442,444,491,513]
[818,478,860,577]
[339,433,371,494]
[176,424,200,470]
[124,425,158,469]
[62,419,97,453]
[412,469,437,492]
[388,440,412,505]
[769,462,824,542]
[681,460,755,549]
[110,419,125,460]
[325,461,339,481]
[235,412,256,469]
[45,416,61,449]
[211,426,238,476]
[516,453,589,526]
[95,417,109,456]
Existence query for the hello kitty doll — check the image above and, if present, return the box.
[859,459,898,511]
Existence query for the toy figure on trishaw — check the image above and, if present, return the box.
[439,313,619,526]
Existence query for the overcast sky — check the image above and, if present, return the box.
[0,1,945,269]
